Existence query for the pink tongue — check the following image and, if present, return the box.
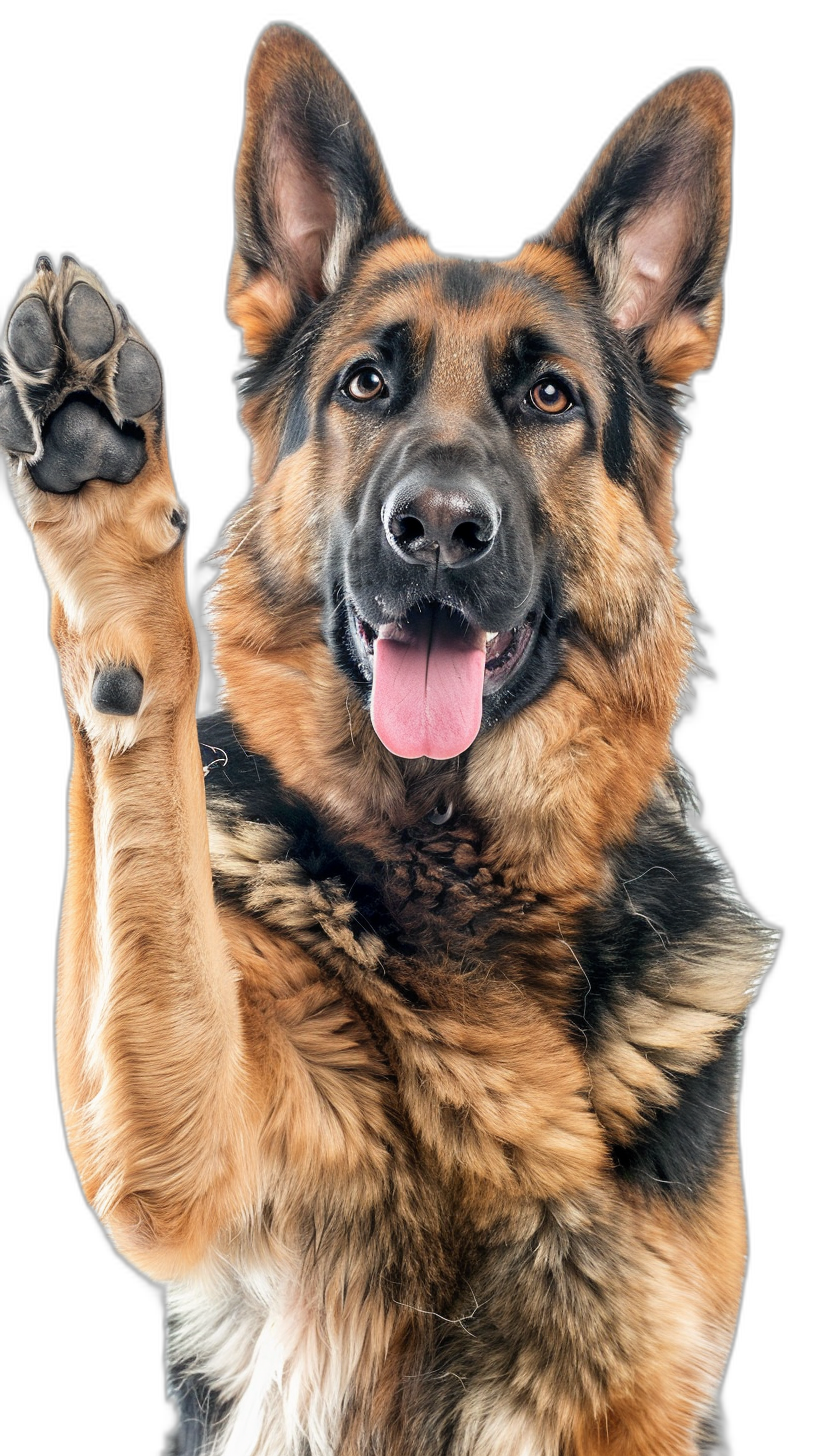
[371,609,486,759]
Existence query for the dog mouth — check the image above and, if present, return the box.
[347,599,537,759]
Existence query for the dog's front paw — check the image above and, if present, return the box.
[1,255,185,593]
[1,255,163,493]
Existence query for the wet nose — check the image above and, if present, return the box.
[382,475,501,567]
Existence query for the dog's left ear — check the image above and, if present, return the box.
[229,25,406,355]
[546,71,732,383]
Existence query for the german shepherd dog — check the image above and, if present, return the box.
[0,25,773,1456]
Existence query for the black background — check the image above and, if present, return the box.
[0,14,792,1456]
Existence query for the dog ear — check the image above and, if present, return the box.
[546,71,732,383]
[228,25,405,355]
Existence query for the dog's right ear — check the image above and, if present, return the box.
[228,26,405,355]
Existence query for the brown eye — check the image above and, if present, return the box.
[529,376,574,415]
[346,367,386,401]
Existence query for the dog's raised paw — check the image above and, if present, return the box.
[0,256,162,495]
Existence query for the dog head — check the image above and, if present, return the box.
[214,26,731,880]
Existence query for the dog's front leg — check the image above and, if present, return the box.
[2,258,259,1278]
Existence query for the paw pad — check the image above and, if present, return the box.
[115,340,162,419]
[91,665,144,717]
[0,383,36,453]
[64,282,115,360]
[1,256,162,495]
[31,397,146,494]
[8,296,58,373]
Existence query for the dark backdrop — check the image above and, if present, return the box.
[3,14,792,1456]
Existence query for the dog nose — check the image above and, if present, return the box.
[382,478,500,567]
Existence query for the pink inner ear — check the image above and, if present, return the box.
[612,196,690,331]
[275,151,337,299]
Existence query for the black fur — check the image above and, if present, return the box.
[166,1365,233,1456]
[277,378,311,459]
[601,369,633,485]
[572,790,760,1196]
[614,1027,742,1196]
[199,712,406,953]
